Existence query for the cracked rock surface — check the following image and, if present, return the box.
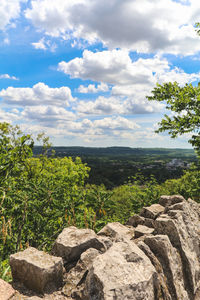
[8,195,200,300]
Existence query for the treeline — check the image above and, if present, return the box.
[33,146,197,188]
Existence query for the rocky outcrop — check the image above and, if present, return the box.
[7,195,200,300]
[0,279,15,300]
[85,240,158,300]
[10,247,63,294]
[52,227,106,265]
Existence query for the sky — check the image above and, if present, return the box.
[0,0,200,148]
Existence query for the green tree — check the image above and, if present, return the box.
[147,82,200,157]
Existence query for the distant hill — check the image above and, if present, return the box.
[33,147,197,188]
[33,146,196,158]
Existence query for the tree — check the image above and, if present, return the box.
[147,82,200,157]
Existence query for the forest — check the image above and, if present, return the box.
[0,121,199,282]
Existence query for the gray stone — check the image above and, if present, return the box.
[0,279,15,300]
[97,222,134,241]
[9,247,63,294]
[134,225,154,238]
[145,235,189,300]
[63,248,99,298]
[126,214,155,228]
[140,204,165,219]
[52,226,105,264]
[154,198,200,297]
[86,240,158,300]
[97,236,113,250]
[137,241,172,300]
[159,195,185,207]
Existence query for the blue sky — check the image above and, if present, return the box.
[0,0,200,147]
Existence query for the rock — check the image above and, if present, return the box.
[144,235,189,300]
[159,195,185,207]
[86,240,158,300]
[52,226,105,264]
[0,279,15,300]
[137,241,172,300]
[126,214,155,228]
[96,236,113,250]
[97,222,134,241]
[134,225,154,238]
[62,248,100,298]
[154,197,200,297]
[140,204,165,219]
[9,247,63,294]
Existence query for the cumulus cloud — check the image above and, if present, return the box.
[0,74,18,80]
[59,49,200,116]
[0,0,27,30]
[0,108,21,123]
[78,83,109,93]
[0,82,75,106]
[22,105,76,126]
[59,49,200,87]
[25,0,200,55]
[76,96,124,116]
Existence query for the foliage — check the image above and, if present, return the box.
[147,82,200,157]
[0,122,199,283]
[0,123,90,262]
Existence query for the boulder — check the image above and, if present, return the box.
[86,240,158,300]
[52,226,105,264]
[159,195,185,207]
[154,196,200,297]
[97,222,134,241]
[0,279,15,300]
[140,204,165,219]
[137,241,172,300]
[10,247,63,294]
[144,235,189,300]
[126,214,155,228]
[134,225,154,238]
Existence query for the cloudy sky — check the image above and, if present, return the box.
[0,0,200,147]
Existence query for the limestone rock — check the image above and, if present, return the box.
[159,195,185,207]
[140,204,165,219]
[52,226,105,264]
[10,247,63,294]
[96,235,113,250]
[86,240,158,300]
[134,225,154,238]
[154,196,200,297]
[63,248,100,298]
[137,241,172,300]
[126,214,155,228]
[144,235,189,300]
[0,279,15,300]
[97,222,134,241]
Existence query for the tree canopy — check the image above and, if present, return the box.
[147,82,200,157]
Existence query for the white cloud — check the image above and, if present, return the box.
[22,105,76,127]
[58,49,156,85]
[76,96,124,116]
[0,82,75,106]
[0,74,18,80]
[78,83,109,93]
[32,38,57,52]
[25,0,200,55]
[59,49,200,115]
[32,38,47,50]
[0,0,27,30]
[0,108,21,123]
